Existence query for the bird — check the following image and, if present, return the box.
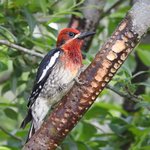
[20,28,95,141]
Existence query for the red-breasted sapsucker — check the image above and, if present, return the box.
[21,28,95,141]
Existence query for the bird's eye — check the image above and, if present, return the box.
[68,32,75,37]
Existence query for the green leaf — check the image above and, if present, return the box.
[129,126,150,136]
[73,0,85,8]
[141,94,150,101]
[109,6,130,18]
[22,8,36,34]
[12,0,27,7]
[37,0,47,14]
[85,105,108,120]
[123,55,136,73]
[77,141,92,150]
[0,146,11,150]
[0,26,17,42]
[0,61,8,72]
[96,103,128,116]
[141,146,150,150]
[137,48,150,66]
[4,108,18,120]
[79,122,97,141]
[109,123,126,136]
[1,83,10,95]
[121,65,132,78]
[61,136,78,150]
[0,102,16,108]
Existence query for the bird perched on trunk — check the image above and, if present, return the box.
[21,28,95,141]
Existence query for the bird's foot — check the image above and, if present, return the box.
[74,77,87,85]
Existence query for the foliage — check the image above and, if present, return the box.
[0,0,150,150]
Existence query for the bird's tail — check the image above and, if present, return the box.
[20,109,32,129]
[20,109,35,143]
[25,122,35,143]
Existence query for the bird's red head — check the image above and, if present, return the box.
[57,28,95,65]
[56,28,80,47]
[57,28,95,50]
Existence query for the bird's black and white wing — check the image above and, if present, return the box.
[28,48,61,107]
[21,48,61,128]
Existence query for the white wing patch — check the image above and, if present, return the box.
[37,51,60,83]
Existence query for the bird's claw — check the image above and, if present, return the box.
[74,77,87,85]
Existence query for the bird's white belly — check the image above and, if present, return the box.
[31,97,49,130]
[31,63,77,131]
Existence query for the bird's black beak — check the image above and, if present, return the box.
[77,31,95,39]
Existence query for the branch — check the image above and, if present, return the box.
[0,40,44,58]
[24,0,150,149]
[100,0,123,20]
[106,85,141,102]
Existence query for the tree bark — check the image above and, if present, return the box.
[23,0,150,149]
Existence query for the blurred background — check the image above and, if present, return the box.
[0,0,150,150]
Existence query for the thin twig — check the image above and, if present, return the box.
[106,85,141,102]
[0,126,23,141]
[0,40,44,58]
[106,85,150,111]
[100,0,123,20]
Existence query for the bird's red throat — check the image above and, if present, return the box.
[61,39,83,71]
